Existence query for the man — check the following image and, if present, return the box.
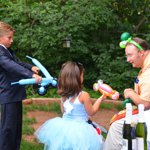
[104,35,150,150]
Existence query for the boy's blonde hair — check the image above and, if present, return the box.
[0,21,15,37]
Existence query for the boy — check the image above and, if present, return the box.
[0,21,42,150]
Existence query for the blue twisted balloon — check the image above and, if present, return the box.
[11,56,57,95]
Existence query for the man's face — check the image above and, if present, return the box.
[0,31,14,48]
[125,44,143,68]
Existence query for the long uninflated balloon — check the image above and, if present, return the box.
[11,78,57,87]
[26,56,51,78]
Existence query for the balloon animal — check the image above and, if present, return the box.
[93,80,119,100]
[11,56,57,95]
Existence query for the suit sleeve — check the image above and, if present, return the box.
[0,54,33,79]
[9,50,33,70]
[16,61,33,70]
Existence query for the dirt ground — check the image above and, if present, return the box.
[23,98,121,143]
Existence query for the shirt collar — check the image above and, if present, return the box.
[141,51,150,73]
[0,44,7,49]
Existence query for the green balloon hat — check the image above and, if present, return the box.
[121,32,131,41]
[119,32,143,50]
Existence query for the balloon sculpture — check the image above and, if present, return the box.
[122,98,133,107]
[93,80,119,100]
[119,32,143,50]
[11,56,57,96]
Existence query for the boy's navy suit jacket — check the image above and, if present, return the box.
[0,45,33,104]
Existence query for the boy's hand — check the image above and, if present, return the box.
[31,66,40,74]
[32,74,42,83]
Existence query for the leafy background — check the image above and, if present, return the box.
[0,0,150,95]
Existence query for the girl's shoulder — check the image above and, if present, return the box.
[78,91,90,103]
[80,91,89,96]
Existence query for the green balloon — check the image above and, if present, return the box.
[120,32,131,41]
[119,41,126,48]
[122,98,133,107]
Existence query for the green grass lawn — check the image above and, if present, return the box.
[20,140,44,150]
[21,101,61,150]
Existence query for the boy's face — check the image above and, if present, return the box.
[0,31,14,48]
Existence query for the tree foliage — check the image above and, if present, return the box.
[0,0,149,94]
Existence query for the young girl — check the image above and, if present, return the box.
[35,61,106,150]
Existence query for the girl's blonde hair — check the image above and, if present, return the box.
[0,21,15,37]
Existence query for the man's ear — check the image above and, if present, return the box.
[139,50,144,56]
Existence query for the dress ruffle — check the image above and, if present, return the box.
[35,117,104,150]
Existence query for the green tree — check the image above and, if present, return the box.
[0,0,149,94]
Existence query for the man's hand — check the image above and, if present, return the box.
[124,88,135,99]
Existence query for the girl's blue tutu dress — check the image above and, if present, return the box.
[35,93,104,150]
